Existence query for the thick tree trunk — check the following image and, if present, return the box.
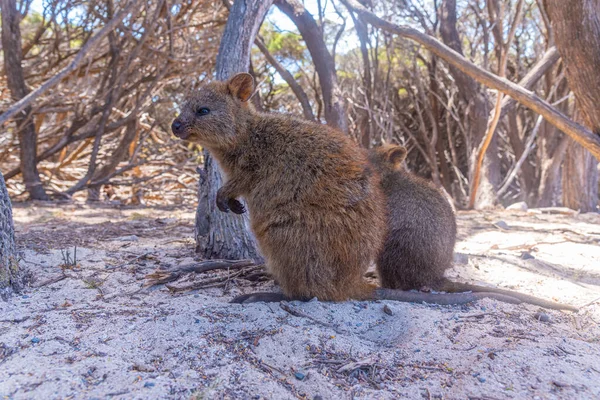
[546,0,600,212]
[0,172,21,300]
[195,0,273,261]
[536,125,568,207]
[439,0,500,209]
[562,141,598,211]
[1,0,49,200]
[276,0,348,133]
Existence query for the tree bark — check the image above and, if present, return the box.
[536,133,568,207]
[276,0,348,133]
[562,141,598,212]
[0,172,21,300]
[439,0,499,208]
[195,0,273,261]
[1,0,49,200]
[545,0,600,212]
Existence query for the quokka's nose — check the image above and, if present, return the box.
[171,119,183,135]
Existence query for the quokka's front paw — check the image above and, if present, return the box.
[228,198,246,214]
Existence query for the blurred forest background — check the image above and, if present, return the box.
[1,0,599,212]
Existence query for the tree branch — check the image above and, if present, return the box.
[255,37,315,121]
[0,0,140,128]
[342,0,600,160]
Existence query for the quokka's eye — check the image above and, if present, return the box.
[196,107,210,116]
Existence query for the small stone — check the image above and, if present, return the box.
[493,221,510,230]
[313,396,323,400]
[31,337,40,344]
[521,252,535,260]
[113,235,139,242]
[534,312,550,322]
[143,382,155,388]
[383,305,393,316]
[478,377,486,383]
[507,201,528,211]
[294,372,306,381]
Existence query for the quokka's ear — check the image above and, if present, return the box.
[227,73,254,102]
[385,145,407,168]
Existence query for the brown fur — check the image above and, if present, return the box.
[368,145,456,290]
[367,145,577,311]
[172,73,386,301]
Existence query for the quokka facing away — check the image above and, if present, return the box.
[368,144,456,291]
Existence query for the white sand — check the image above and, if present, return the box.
[1,204,599,399]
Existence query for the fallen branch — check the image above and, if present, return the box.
[337,356,378,373]
[280,301,342,331]
[165,265,264,292]
[144,259,258,287]
[32,274,67,288]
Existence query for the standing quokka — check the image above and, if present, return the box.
[367,144,456,291]
[172,73,386,302]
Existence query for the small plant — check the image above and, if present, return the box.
[83,278,102,289]
[59,246,79,270]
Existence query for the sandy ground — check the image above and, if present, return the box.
[0,203,599,399]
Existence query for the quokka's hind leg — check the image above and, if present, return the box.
[230,292,308,303]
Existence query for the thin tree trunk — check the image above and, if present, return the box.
[276,0,348,133]
[546,0,600,212]
[1,0,49,200]
[0,172,21,300]
[536,133,568,207]
[352,11,374,147]
[195,0,273,261]
[255,37,315,121]
[429,57,453,193]
[535,75,570,207]
[439,0,499,208]
[505,109,535,201]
